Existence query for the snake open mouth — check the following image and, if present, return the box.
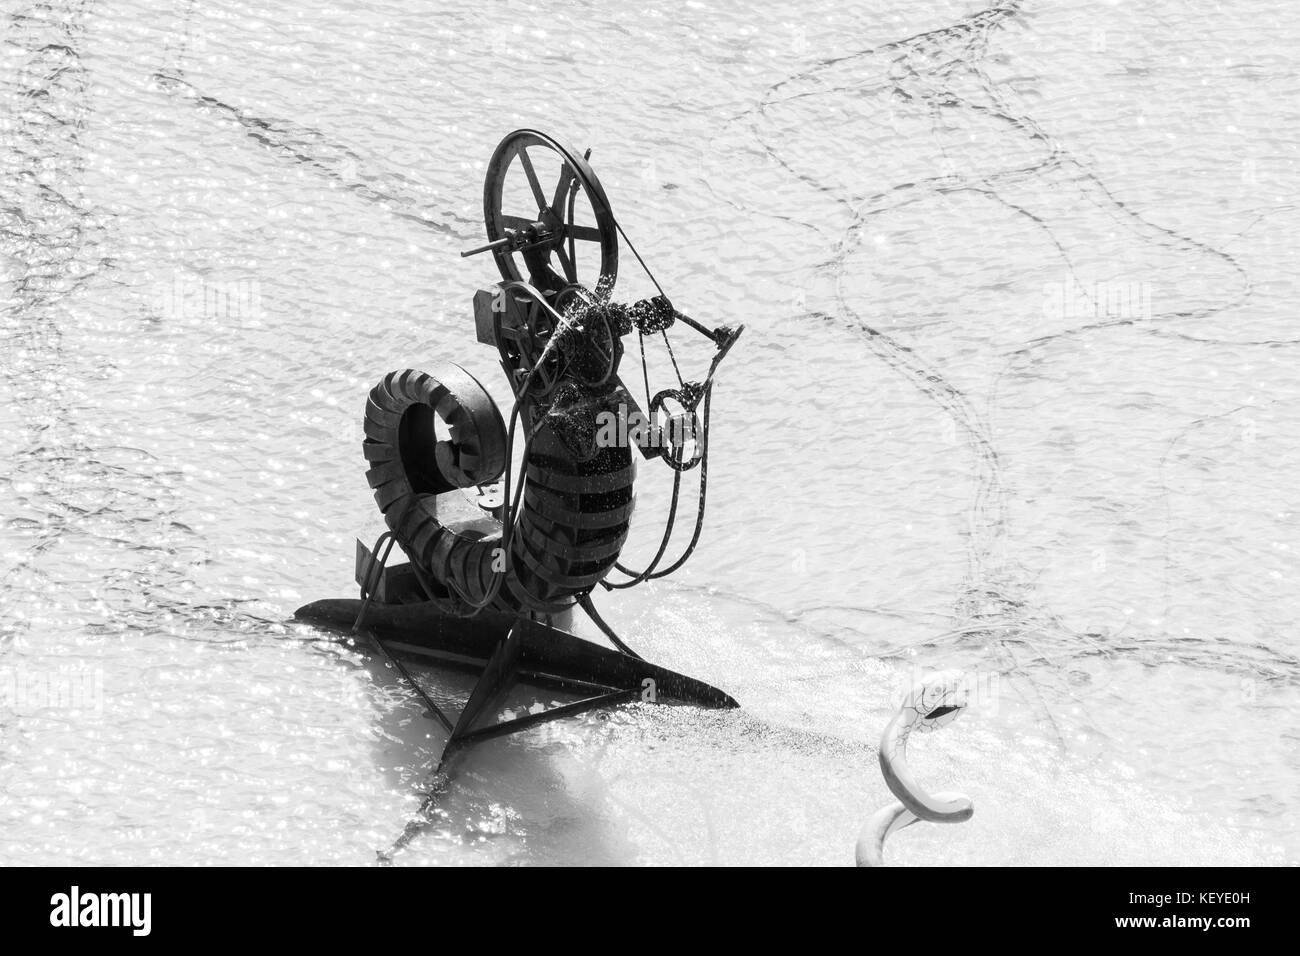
[858,670,975,866]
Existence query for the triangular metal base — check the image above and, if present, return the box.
[371,620,641,761]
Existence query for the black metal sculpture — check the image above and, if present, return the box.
[295,129,744,763]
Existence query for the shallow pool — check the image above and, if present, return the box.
[0,0,1295,864]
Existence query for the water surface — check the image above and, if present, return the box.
[1,0,1295,864]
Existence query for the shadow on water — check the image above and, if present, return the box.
[343,629,903,865]
[338,637,649,865]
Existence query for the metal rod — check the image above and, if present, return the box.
[370,633,455,733]
[454,689,638,745]
[671,308,719,342]
[460,235,512,258]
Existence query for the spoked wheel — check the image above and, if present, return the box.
[481,129,619,295]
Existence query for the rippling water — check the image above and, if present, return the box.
[1,0,1295,865]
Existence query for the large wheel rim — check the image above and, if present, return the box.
[483,129,619,295]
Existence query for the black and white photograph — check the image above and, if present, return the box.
[0,0,1292,913]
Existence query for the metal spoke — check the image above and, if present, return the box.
[517,147,548,212]
[566,174,578,278]
[501,214,535,231]
[551,162,576,217]
[554,243,577,282]
[567,223,603,243]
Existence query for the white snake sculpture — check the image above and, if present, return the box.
[857,669,974,866]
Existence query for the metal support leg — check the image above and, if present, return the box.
[454,688,638,745]
[375,615,656,863]
[447,622,524,743]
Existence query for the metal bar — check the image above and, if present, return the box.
[671,308,721,342]
[368,633,455,734]
[512,673,620,697]
[551,161,576,219]
[555,243,576,282]
[374,639,620,698]
[517,147,548,211]
[454,688,638,746]
[460,235,512,258]
[448,623,523,741]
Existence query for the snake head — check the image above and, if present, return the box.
[865,668,977,862]
[905,669,970,735]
